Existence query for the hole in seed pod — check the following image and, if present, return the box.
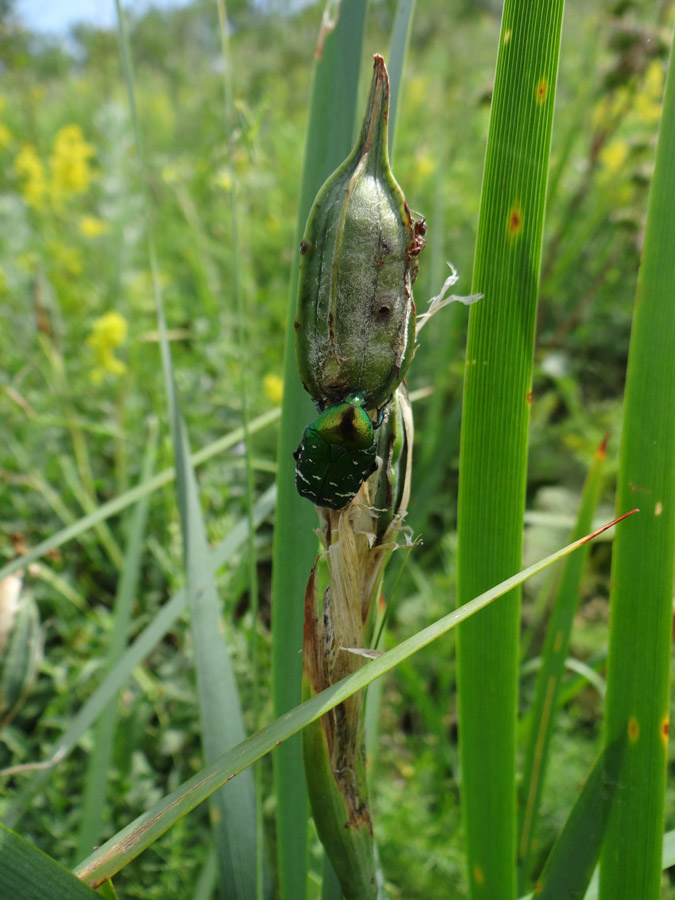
[376,305,392,320]
[299,240,309,255]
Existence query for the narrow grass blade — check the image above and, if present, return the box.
[59,456,123,569]
[517,828,675,900]
[75,422,157,862]
[0,407,279,583]
[271,3,368,898]
[386,0,416,158]
[97,880,118,900]
[0,823,98,899]
[116,6,260,894]
[74,513,633,888]
[191,844,218,900]
[532,738,624,900]
[214,3,265,893]
[518,435,607,887]
[2,487,276,827]
[599,30,675,900]
[455,4,565,898]
[176,415,259,899]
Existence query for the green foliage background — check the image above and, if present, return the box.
[0,0,673,897]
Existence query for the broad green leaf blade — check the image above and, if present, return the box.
[518,436,607,887]
[533,738,624,900]
[75,423,157,862]
[271,3,368,898]
[0,407,279,584]
[2,488,276,829]
[0,823,98,899]
[75,514,629,887]
[600,29,675,900]
[456,3,565,898]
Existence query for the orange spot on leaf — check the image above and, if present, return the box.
[536,79,547,103]
[473,865,485,886]
[628,717,639,742]
[662,719,669,743]
[526,389,533,405]
[508,206,523,236]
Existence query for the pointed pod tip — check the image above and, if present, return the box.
[354,54,390,165]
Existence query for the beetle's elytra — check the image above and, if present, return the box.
[294,394,378,510]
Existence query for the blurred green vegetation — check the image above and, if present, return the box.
[1,0,674,897]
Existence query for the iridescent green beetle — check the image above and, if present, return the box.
[294,393,378,510]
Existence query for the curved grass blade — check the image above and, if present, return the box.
[518,435,607,888]
[74,513,633,888]
[386,0,416,159]
[2,487,276,827]
[0,407,279,584]
[74,422,157,862]
[214,2,266,894]
[455,3,565,897]
[599,27,675,900]
[110,6,260,894]
[0,823,98,899]
[271,3,368,898]
[532,737,624,900]
[517,828,675,900]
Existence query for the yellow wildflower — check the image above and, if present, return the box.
[213,168,233,192]
[79,215,109,238]
[263,373,283,406]
[161,164,179,184]
[49,124,96,203]
[414,150,435,180]
[599,138,629,178]
[406,75,428,109]
[87,312,128,382]
[635,60,664,126]
[14,145,48,209]
[0,123,13,149]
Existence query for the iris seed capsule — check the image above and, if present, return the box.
[294,54,424,412]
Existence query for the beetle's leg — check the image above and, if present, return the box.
[374,394,393,430]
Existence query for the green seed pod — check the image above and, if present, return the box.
[294,54,425,411]
[294,392,377,510]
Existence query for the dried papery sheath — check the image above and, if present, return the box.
[295,54,424,412]
[371,383,413,541]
